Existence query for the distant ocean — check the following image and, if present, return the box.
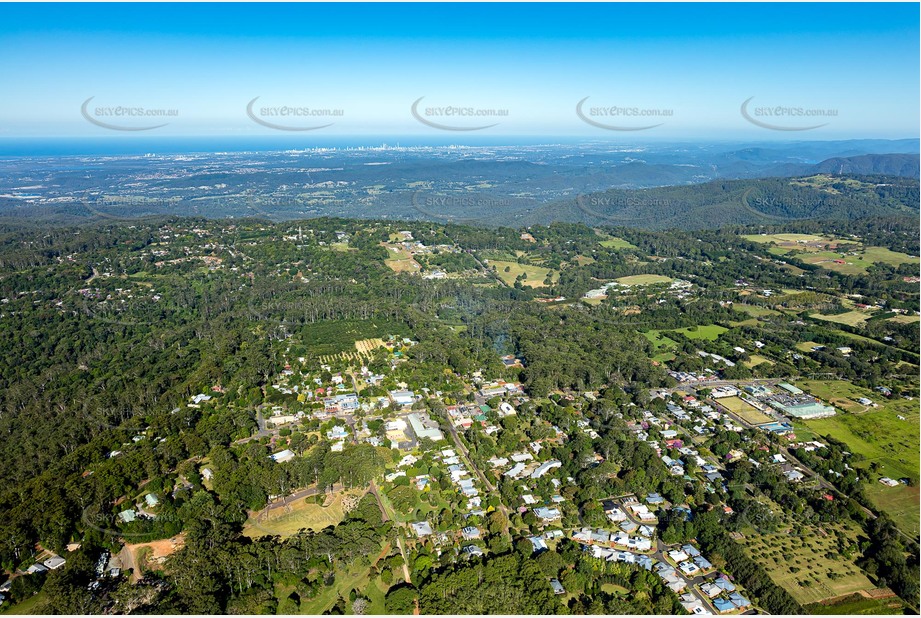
[0,136,594,157]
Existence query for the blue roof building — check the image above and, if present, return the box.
[713,598,735,613]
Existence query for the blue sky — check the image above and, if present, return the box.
[0,3,917,140]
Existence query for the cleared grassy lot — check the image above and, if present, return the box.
[488,260,556,288]
[805,592,907,615]
[276,547,391,614]
[744,354,774,368]
[383,246,421,273]
[811,310,872,327]
[733,303,780,317]
[671,324,728,341]
[244,492,352,538]
[717,396,774,425]
[599,236,638,250]
[615,274,673,286]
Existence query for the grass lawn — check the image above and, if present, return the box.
[741,520,875,605]
[717,396,774,425]
[744,354,774,368]
[863,483,921,539]
[888,314,920,324]
[489,260,556,288]
[642,330,679,361]
[730,318,760,327]
[615,274,673,286]
[670,324,728,341]
[862,246,920,268]
[243,492,352,538]
[795,341,824,353]
[0,591,50,614]
[599,236,638,250]
[642,330,679,350]
[600,583,631,595]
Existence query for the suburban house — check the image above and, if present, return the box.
[533,506,562,522]
[530,459,562,479]
[411,521,434,537]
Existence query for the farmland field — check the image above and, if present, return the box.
[741,520,875,605]
[742,233,833,246]
[615,274,673,286]
[863,482,921,540]
[744,232,919,275]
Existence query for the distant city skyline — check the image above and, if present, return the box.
[0,3,917,140]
